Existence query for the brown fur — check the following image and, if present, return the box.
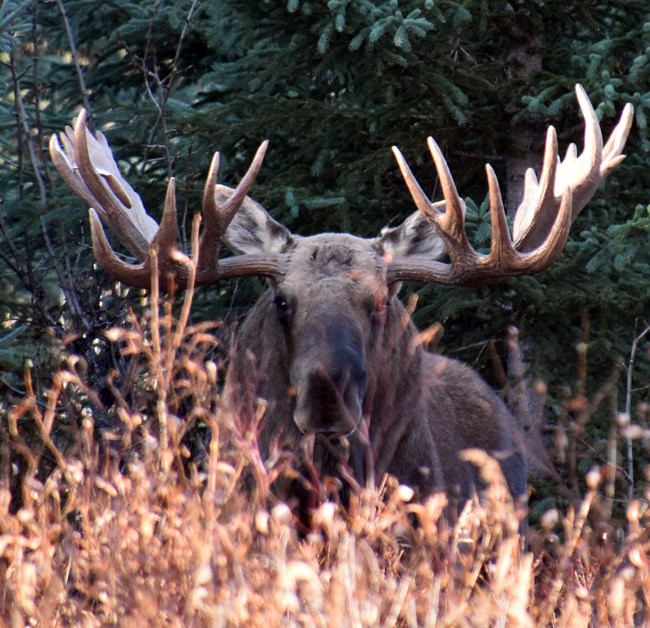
[224,223,527,507]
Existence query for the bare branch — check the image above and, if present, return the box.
[55,0,93,125]
[624,321,650,500]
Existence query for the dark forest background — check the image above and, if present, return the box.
[1,0,649,512]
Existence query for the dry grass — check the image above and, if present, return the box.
[2,294,649,626]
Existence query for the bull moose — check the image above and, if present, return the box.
[50,86,632,510]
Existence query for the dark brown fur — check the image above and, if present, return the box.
[224,226,526,506]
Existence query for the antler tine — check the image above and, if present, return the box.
[89,208,150,289]
[202,141,269,231]
[71,110,159,259]
[485,164,517,265]
[50,129,96,209]
[511,125,560,251]
[202,151,222,218]
[50,113,158,261]
[559,84,604,214]
[387,84,632,287]
[389,139,482,284]
[425,137,471,255]
[196,140,274,283]
[485,162,572,272]
[391,142,471,262]
[514,85,633,250]
[602,102,634,174]
[70,109,192,287]
[85,173,191,290]
[391,145,442,221]
[221,140,269,225]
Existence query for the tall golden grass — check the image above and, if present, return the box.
[2,287,649,626]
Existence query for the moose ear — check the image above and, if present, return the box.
[215,184,298,255]
[377,201,457,261]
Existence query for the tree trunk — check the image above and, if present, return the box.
[504,15,543,218]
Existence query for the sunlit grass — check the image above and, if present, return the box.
[2,291,649,625]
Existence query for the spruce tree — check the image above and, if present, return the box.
[1,0,649,499]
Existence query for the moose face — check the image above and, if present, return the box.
[220,189,449,440]
[268,234,389,436]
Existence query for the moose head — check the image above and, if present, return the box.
[50,86,633,507]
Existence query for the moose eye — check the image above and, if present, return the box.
[368,295,388,325]
[375,296,388,315]
[274,295,291,325]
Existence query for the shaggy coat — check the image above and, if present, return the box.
[223,200,527,506]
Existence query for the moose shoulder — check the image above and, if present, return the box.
[50,86,633,509]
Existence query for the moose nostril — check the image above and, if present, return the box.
[292,360,367,436]
[290,318,368,434]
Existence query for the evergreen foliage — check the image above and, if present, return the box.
[1,0,649,497]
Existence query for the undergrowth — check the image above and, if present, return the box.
[1,278,649,626]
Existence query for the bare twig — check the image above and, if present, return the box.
[605,393,618,519]
[624,320,650,500]
[567,358,624,499]
[9,49,46,205]
[574,359,625,432]
[30,0,52,185]
[120,0,200,177]
[40,220,91,330]
[55,0,93,125]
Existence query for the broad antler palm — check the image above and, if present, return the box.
[387,85,633,285]
[50,110,285,290]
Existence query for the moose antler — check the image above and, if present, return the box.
[387,84,634,286]
[49,110,286,290]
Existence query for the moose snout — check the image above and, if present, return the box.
[293,362,367,435]
[291,320,368,436]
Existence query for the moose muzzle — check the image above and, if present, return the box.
[290,315,368,436]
